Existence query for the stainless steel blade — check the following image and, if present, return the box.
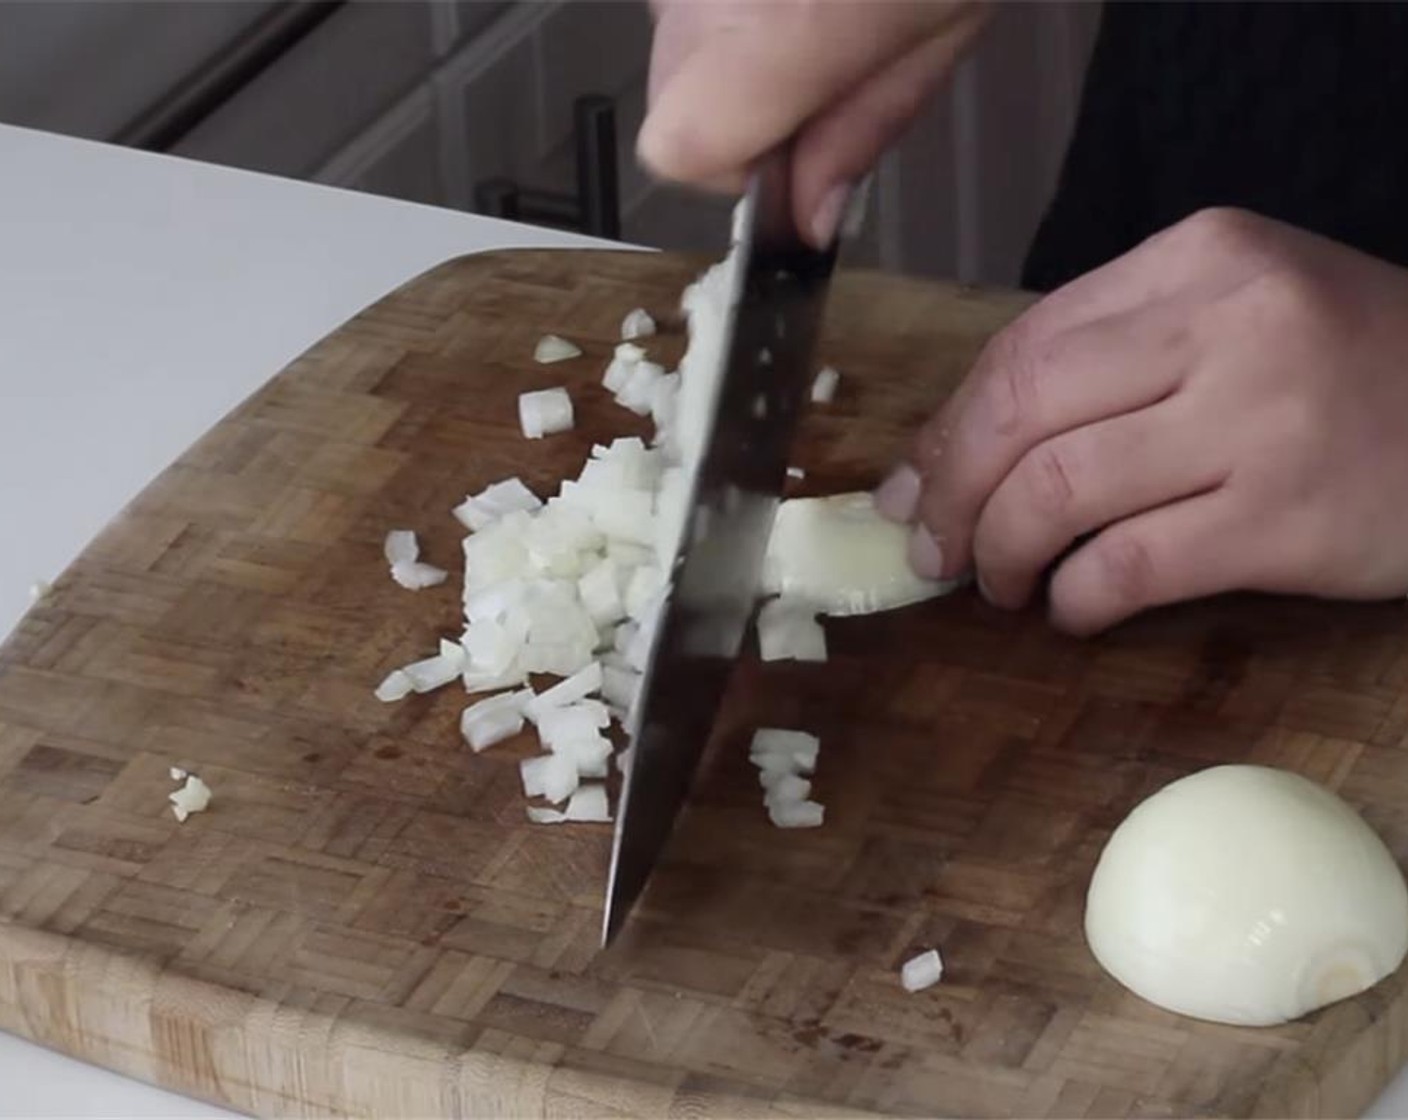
[601,152,839,946]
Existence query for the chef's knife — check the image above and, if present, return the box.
[601,151,841,946]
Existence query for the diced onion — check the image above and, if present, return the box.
[750,729,819,773]
[565,784,611,821]
[375,669,415,702]
[391,560,449,590]
[534,334,582,363]
[453,478,542,531]
[786,466,806,480]
[524,661,603,723]
[519,387,575,439]
[763,773,812,805]
[601,665,642,713]
[169,774,213,823]
[621,308,657,340]
[768,799,824,829]
[616,361,665,415]
[401,643,467,693]
[757,597,827,662]
[384,530,419,566]
[810,366,840,403]
[460,690,530,752]
[169,766,188,782]
[520,754,579,804]
[901,949,944,993]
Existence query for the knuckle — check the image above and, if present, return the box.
[1018,442,1079,522]
[1091,530,1158,609]
[1174,205,1268,257]
[975,318,1046,438]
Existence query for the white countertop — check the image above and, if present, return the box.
[1,122,1406,1119]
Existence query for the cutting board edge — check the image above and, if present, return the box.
[0,919,884,1120]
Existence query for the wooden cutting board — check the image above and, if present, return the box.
[3,249,1408,1119]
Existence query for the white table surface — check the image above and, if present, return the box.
[1,121,1406,1119]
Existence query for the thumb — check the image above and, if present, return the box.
[638,2,967,185]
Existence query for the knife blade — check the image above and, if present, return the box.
[601,152,840,946]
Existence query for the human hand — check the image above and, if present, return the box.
[639,0,987,247]
[873,208,1408,635]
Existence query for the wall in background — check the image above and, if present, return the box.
[0,0,1102,287]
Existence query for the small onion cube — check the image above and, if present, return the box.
[625,566,664,622]
[565,784,612,822]
[556,734,614,779]
[650,372,681,431]
[786,466,806,480]
[453,477,542,531]
[615,361,664,415]
[391,560,449,590]
[169,775,213,823]
[750,729,819,773]
[527,806,567,824]
[621,308,656,340]
[768,799,824,829]
[601,665,642,712]
[578,558,625,626]
[538,704,610,750]
[534,334,582,363]
[463,661,527,694]
[401,644,467,693]
[374,669,415,702]
[524,661,604,723]
[460,691,527,752]
[810,366,840,403]
[519,387,575,439]
[757,598,827,662]
[462,613,529,676]
[591,491,656,547]
[763,773,812,805]
[602,356,635,393]
[615,342,647,365]
[901,949,944,993]
[520,754,579,804]
[384,530,419,566]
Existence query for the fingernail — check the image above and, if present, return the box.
[839,173,873,240]
[907,525,944,579]
[809,183,851,249]
[874,465,921,524]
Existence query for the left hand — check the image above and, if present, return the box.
[873,207,1408,635]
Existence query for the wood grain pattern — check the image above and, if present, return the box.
[2,249,1407,1118]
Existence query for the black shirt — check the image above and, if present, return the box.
[1022,1,1408,293]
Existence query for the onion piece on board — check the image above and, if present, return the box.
[901,949,944,993]
[621,308,656,340]
[534,334,582,363]
[519,387,575,439]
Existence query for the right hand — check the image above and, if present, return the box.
[639,0,989,247]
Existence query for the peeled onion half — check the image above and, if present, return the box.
[1085,764,1408,1026]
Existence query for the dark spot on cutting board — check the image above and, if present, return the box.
[302,752,322,764]
[374,744,403,760]
[793,1024,824,1048]
[834,1032,883,1054]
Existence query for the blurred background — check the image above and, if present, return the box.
[0,0,1100,286]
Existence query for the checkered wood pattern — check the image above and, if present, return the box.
[1,249,1406,1119]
